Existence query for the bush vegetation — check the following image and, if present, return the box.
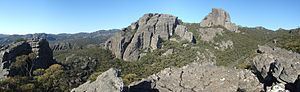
[0,64,70,92]
[15,38,26,42]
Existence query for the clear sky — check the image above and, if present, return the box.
[0,0,299,35]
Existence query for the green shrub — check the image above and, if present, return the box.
[88,72,102,82]
[33,69,45,76]
[123,73,139,85]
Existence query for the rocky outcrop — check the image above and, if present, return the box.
[128,62,263,92]
[0,38,55,79]
[71,68,124,92]
[29,38,55,69]
[105,29,134,60]
[198,27,233,51]
[200,8,239,32]
[198,28,224,42]
[105,13,195,61]
[252,45,300,91]
[71,45,300,92]
[174,25,196,43]
[51,42,73,51]
[214,40,234,51]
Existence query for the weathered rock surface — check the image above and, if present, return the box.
[174,25,196,43]
[124,45,300,92]
[51,42,73,51]
[105,13,195,61]
[214,40,234,51]
[198,27,233,51]
[198,28,224,42]
[252,45,300,91]
[71,45,300,92]
[71,68,124,92]
[105,29,134,60]
[127,62,263,92]
[0,38,55,79]
[200,8,239,32]
[253,45,300,83]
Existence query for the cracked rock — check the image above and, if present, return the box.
[71,68,124,92]
[128,62,263,92]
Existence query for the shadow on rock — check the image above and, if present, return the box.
[124,81,159,92]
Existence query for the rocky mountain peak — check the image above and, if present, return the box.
[131,13,179,40]
[201,8,231,26]
[105,13,195,61]
[200,8,239,32]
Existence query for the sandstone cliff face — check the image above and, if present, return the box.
[71,68,124,92]
[105,13,195,61]
[0,38,55,79]
[200,8,239,32]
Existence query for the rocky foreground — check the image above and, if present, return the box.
[72,45,300,92]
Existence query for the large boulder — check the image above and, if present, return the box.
[200,8,239,32]
[253,45,300,83]
[105,13,195,61]
[252,45,300,91]
[71,68,124,92]
[0,38,55,79]
[128,62,263,92]
[174,25,196,43]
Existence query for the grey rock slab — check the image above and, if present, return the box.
[71,68,124,92]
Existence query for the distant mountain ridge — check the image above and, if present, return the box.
[0,29,120,51]
[0,29,119,44]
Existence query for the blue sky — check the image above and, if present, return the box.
[0,0,299,34]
